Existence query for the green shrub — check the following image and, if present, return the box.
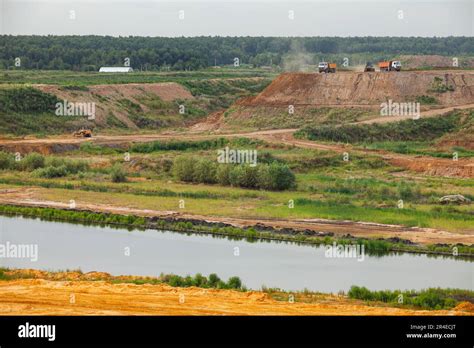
[255,163,296,190]
[110,164,127,183]
[397,182,421,201]
[160,272,243,290]
[265,163,295,190]
[173,156,197,182]
[230,165,259,189]
[0,151,15,170]
[193,159,217,184]
[208,273,221,287]
[173,156,295,191]
[44,157,89,174]
[216,164,232,186]
[21,152,45,171]
[347,286,470,310]
[415,95,438,104]
[227,276,243,289]
[256,165,272,190]
[228,164,244,187]
[34,165,68,178]
[167,275,184,287]
[245,228,258,239]
[32,157,89,178]
[193,273,207,287]
[63,160,89,174]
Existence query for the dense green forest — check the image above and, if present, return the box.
[0,36,472,71]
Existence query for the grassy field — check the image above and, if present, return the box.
[0,67,278,86]
[0,137,472,233]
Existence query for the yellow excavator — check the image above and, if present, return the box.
[73,129,92,138]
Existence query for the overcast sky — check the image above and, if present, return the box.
[1,0,473,37]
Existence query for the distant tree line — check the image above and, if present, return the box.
[0,36,472,71]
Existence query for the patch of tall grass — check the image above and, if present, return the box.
[131,138,228,153]
[296,113,462,143]
[348,286,473,310]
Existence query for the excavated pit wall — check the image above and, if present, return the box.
[238,71,474,107]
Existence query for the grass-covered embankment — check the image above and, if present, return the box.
[295,111,470,143]
[0,204,472,257]
[0,86,93,135]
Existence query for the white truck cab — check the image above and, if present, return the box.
[391,61,401,70]
[318,62,328,69]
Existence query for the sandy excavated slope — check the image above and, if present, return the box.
[238,71,474,107]
[38,83,194,128]
[0,270,472,316]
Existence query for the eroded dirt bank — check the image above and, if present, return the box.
[0,271,472,316]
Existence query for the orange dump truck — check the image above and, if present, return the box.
[379,60,401,72]
[318,62,337,73]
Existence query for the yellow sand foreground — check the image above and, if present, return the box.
[0,273,473,316]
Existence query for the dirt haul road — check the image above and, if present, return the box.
[0,129,295,154]
[250,130,474,178]
[0,125,473,178]
[1,271,473,316]
[0,188,472,246]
